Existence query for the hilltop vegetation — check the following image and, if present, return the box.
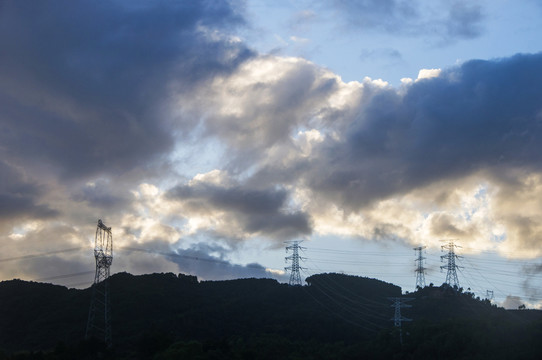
[0,272,541,359]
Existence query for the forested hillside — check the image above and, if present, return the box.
[0,272,541,359]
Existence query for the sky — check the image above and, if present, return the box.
[1,0,542,310]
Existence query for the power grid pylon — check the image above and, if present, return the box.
[486,290,494,301]
[414,246,426,289]
[285,240,306,286]
[388,297,414,345]
[86,219,113,347]
[440,239,462,289]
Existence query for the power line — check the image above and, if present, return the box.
[306,248,412,257]
[300,269,387,332]
[300,282,381,333]
[303,269,388,314]
[460,257,521,300]
[0,247,85,262]
[119,247,265,269]
[303,261,398,308]
[307,258,410,266]
[34,271,94,282]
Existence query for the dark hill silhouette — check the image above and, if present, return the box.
[0,272,541,359]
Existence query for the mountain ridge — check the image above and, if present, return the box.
[0,272,541,359]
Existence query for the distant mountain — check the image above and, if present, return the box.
[0,273,541,359]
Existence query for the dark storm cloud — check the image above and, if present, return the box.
[168,183,312,240]
[329,0,484,40]
[0,161,58,220]
[0,0,252,180]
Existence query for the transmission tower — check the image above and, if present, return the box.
[414,246,426,289]
[285,240,306,286]
[86,219,113,347]
[486,290,494,301]
[388,297,414,345]
[440,239,462,289]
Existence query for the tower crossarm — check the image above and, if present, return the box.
[285,254,307,261]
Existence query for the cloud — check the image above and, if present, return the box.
[0,0,252,180]
[179,55,375,181]
[416,68,442,80]
[359,48,403,62]
[522,262,542,300]
[491,173,542,256]
[0,222,92,283]
[501,295,524,309]
[0,161,58,225]
[73,50,542,267]
[169,242,287,281]
[328,0,484,41]
[71,179,130,210]
[445,1,484,39]
[195,52,540,254]
[174,50,542,254]
[331,0,419,32]
[299,53,542,212]
[0,1,261,282]
[195,56,340,151]
[114,240,288,282]
[167,171,312,242]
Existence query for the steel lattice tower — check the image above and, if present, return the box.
[285,240,306,286]
[86,219,113,347]
[388,297,414,345]
[440,239,462,289]
[486,290,494,301]
[414,246,426,289]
